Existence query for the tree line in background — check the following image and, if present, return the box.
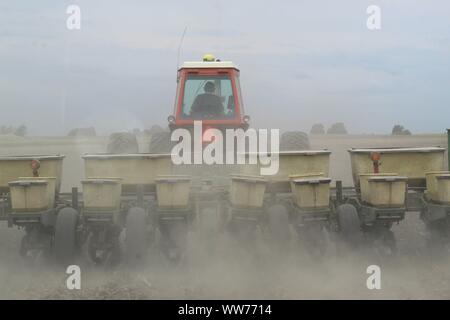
[310,123,412,135]
[0,123,413,137]
[66,125,167,137]
[0,125,27,136]
[391,124,411,135]
[310,122,348,134]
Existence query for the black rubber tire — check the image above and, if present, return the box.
[148,131,174,154]
[337,204,362,242]
[125,207,147,262]
[280,131,310,151]
[107,132,139,154]
[54,207,79,263]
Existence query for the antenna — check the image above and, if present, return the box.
[176,26,188,69]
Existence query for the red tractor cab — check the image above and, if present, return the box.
[108,54,309,154]
[167,54,250,132]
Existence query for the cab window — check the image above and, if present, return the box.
[181,75,235,119]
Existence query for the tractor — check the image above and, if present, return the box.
[106,54,310,155]
[99,55,313,262]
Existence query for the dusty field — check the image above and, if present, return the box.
[0,133,449,300]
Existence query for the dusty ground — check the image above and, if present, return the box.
[0,133,449,300]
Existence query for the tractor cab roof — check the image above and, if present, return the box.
[179,61,239,71]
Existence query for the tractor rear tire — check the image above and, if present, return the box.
[54,207,79,264]
[107,132,139,154]
[148,131,175,154]
[125,207,148,263]
[280,131,310,151]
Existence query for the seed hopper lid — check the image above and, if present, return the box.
[19,176,57,180]
[425,171,450,175]
[348,147,445,154]
[84,176,122,180]
[9,180,48,186]
[358,173,397,177]
[155,175,191,183]
[292,177,331,185]
[289,172,324,179]
[82,153,172,160]
[0,155,65,160]
[367,176,408,182]
[230,174,267,183]
[239,150,331,157]
[435,174,450,180]
[82,178,122,184]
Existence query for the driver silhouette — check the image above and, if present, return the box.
[190,81,224,118]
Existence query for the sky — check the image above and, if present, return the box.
[0,0,449,135]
